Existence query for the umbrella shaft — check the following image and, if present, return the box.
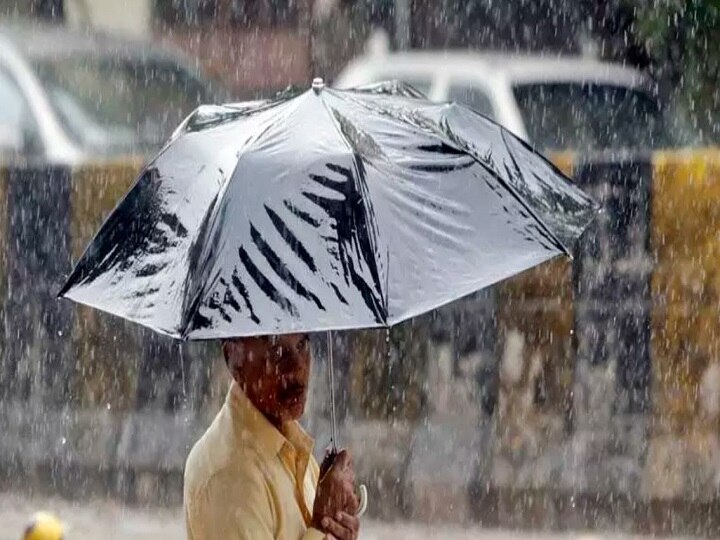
[327,331,338,452]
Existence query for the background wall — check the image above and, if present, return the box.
[1,151,719,536]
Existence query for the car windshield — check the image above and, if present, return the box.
[513,82,691,151]
[32,56,219,155]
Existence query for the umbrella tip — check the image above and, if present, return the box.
[312,77,325,94]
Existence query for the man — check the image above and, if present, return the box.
[184,333,360,540]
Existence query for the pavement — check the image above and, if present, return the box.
[0,492,698,540]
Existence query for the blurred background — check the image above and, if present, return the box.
[0,0,719,538]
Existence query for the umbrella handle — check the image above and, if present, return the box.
[356,484,368,517]
[326,332,366,517]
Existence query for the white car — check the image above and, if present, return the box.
[0,21,227,164]
[335,51,690,151]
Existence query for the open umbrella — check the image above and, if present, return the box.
[60,79,593,337]
[59,79,595,511]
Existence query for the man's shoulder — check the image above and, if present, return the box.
[184,405,267,495]
[185,444,269,507]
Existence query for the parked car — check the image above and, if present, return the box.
[0,21,228,164]
[335,51,693,152]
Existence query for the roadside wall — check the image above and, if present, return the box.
[1,150,719,535]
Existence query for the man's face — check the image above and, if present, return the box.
[226,333,311,425]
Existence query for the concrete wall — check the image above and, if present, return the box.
[1,150,720,536]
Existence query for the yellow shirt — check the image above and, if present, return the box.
[184,382,324,540]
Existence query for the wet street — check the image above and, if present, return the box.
[0,493,699,540]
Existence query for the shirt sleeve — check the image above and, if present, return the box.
[187,464,326,540]
[304,527,327,540]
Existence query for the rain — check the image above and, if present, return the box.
[0,1,718,539]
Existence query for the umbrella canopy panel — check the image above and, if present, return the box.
[60,83,595,339]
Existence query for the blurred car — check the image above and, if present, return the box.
[0,21,227,164]
[335,51,692,152]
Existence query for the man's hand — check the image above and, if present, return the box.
[312,449,360,537]
[321,512,360,540]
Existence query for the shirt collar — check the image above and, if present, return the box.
[227,381,314,458]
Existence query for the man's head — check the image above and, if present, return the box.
[223,333,311,426]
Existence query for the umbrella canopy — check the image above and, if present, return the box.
[59,79,595,340]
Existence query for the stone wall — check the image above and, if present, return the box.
[2,152,720,536]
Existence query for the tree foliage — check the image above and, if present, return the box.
[621,0,719,143]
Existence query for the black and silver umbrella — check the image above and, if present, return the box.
[59,80,595,508]
[60,79,593,338]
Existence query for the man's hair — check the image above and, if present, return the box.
[223,336,280,368]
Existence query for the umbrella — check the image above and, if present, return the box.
[60,79,594,338]
[59,79,595,509]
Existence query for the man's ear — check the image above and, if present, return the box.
[223,339,245,373]
[222,340,233,365]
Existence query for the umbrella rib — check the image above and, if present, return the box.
[445,103,579,256]
[433,110,570,257]
[452,105,596,251]
[315,93,389,324]
[497,128,571,256]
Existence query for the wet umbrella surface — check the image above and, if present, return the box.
[59,79,596,339]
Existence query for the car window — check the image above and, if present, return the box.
[448,84,495,119]
[0,67,41,157]
[513,82,689,151]
[373,75,432,97]
[32,56,219,155]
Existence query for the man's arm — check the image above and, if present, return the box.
[312,450,360,540]
[188,466,325,540]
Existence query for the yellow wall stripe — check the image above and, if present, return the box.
[651,149,720,430]
[69,159,145,409]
